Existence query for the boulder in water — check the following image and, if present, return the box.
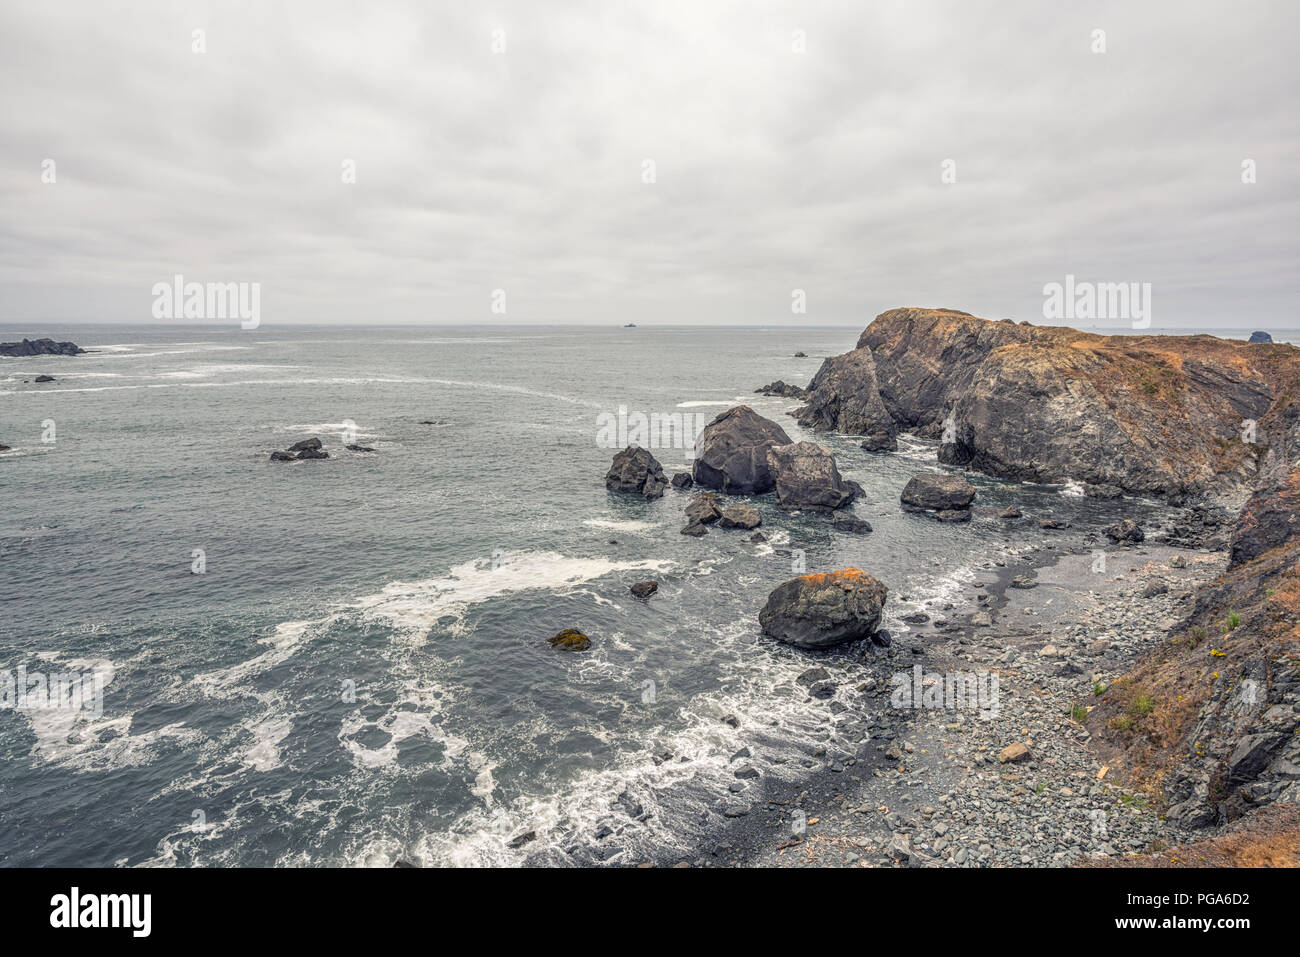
[288,437,323,453]
[900,473,975,514]
[758,569,889,650]
[860,431,897,452]
[754,380,809,399]
[692,405,792,495]
[832,515,872,534]
[766,441,861,512]
[671,472,693,490]
[629,582,659,600]
[548,629,591,651]
[605,446,668,499]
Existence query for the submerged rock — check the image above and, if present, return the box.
[296,448,329,460]
[692,405,792,495]
[680,522,708,537]
[506,831,536,849]
[758,569,889,649]
[269,450,296,461]
[766,441,862,512]
[998,505,1022,519]
[34,374,55,383]
[548,629,591,651]
[346,444,377,452]
[900,473,976,514]
[606,446,668,499]
[832,515,873,534]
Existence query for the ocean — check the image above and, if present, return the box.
[0,322,1259,865]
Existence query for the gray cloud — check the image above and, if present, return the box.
[1,0,1296,327]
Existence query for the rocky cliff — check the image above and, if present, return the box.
[797,307,1300,502]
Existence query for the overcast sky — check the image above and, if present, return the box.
[1,1,1296,328]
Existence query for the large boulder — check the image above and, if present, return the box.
[900,473,976,513]
[766,441,862,511]
[606,446,668,499]
[692,406,792,495]
[758,569,889,649]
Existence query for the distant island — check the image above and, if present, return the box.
[623,323,636,328]
[0,337,85,357]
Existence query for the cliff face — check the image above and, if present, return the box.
[1090,464,1300,827]
[799,307,1300,500]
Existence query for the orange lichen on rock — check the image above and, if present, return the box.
[797,568,872,588]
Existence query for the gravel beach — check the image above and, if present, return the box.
[665,540,1228,868]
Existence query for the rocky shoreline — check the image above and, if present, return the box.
[599,308,1299,867]
[680,542,1228,868]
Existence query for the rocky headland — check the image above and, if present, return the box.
[730,307,1300,867]
[591,308,1299,867]
[795,307,1299,505]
